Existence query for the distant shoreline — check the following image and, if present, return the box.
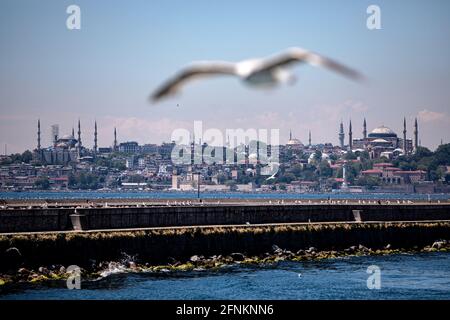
[1,190,449,202]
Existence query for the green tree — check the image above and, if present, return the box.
[434,144,450,166]
[21,150,33,163]
[318,160,333,178]
[313,150,322,162]
[413,146,433,161]
[68,172,102,190]
[445,173,450,184]
[343,152,357,160]
[112,160,126,171]
[279,172,296,183]
[289,164,303,177]
[356,176,380,189]
[35,176,50,190]
[355,150,370,160]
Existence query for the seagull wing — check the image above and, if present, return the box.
[151,62,237,102]
[256,47,363,81]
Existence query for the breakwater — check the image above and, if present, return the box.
[1,203,450,233]
[1,221,449,273]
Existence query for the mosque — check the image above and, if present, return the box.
[340,118,419,159]
[284,117,419,160]
[286,130,312,151]
[34,119,118,165]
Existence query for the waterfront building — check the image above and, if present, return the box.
[361,163,426,184]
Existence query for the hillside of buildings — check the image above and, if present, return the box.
[1,118,449,193]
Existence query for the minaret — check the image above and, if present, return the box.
[113,127,118,151]
[403,117,407,153]
[94,121,98,153]
[348,120,353,151]
[37,119,41,150]
[414,118,418,152]
[308,130,312,147]
[363,118,367,139]
[339,122,345,149]
[72,127,75,138]
[289,129,292,141]
[77,119,82,148]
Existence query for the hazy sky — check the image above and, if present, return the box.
[1,0,450,154]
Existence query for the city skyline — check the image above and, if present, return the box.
[30,116,425,151]
[1,0,450,153]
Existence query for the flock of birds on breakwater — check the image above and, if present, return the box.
[0,199,443,210]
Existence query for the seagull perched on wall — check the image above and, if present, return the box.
[151,47,363,102]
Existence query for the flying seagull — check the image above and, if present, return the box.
[151,47,363,102]
[264,161,280,181]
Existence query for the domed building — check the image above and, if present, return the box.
[36,120,89,165]
[307,152,330,164]
[55,134,78,149]
[350,120,415,159]
[286,130,304,151]
[368,125,397,139]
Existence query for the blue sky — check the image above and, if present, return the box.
[1,0,450,153]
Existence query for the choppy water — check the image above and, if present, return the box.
[2,253,449,300]
[0,191,448,201]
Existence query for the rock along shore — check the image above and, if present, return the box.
[1,221,449,286]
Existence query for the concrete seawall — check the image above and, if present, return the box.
[1,221,449,270]
[1,204,450,233]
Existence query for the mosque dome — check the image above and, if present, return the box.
[287,138,303,146]
[368,125,397,138]
[372,138,389,143]
[56,142,69,148]
[60,134,72,140]
[56,133,77,149]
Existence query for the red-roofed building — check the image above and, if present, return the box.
[361,164,426,185]
[49,176,69,189]
[373,163,394,168]
[361,169,383,178]
[393,170,426,184]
